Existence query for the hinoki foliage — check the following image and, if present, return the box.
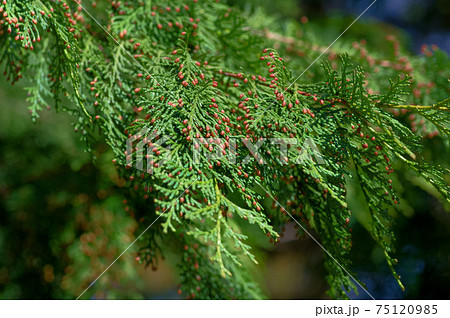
[1,0,449,299]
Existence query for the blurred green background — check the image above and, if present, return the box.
[1,0,449,299]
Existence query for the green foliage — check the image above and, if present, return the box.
[1,0,448,299]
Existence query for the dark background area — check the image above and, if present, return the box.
[305,0,450,54]
[235,0,450,54]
